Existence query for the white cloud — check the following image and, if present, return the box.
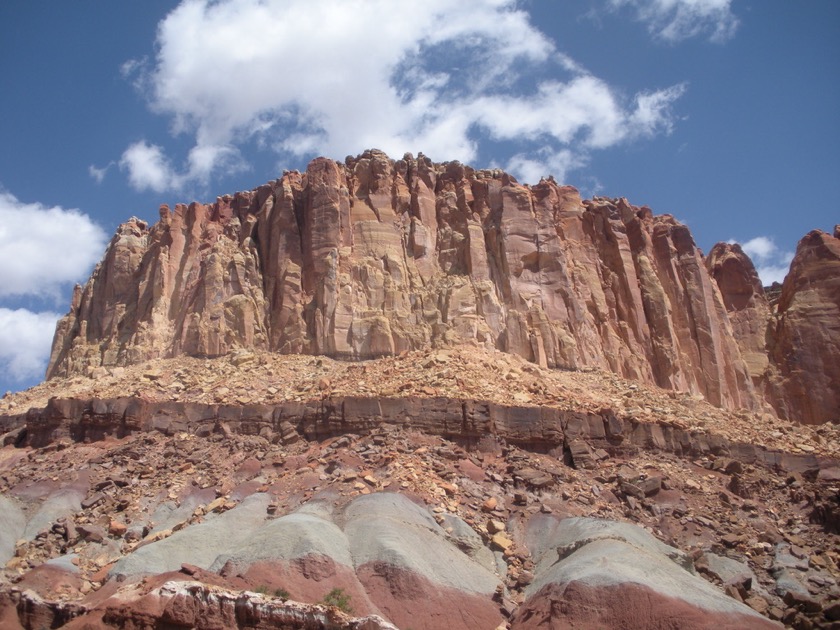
[0,191,108,299]
[611,0,738,42]
[119,141,179,193]
[506,148,585,185]
[119,140,248,194]
[119,0,687,190]
[0,308,60,384]
[728,236,794,286]
[469,77,684,154]
[88,162,114,183]
[738,236,775,260]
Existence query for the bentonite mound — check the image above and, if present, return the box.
[105,493,503,630]
[513,517,778,629]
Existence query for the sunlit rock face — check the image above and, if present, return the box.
[764,228,840,424]
[48,149,756,410]
[706,242,771,388]
[707,230,840,425]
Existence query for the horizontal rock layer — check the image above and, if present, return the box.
[48,150,756,410]
[0,581,398,630]
[0,396,828,477]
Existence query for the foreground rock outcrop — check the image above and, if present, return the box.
[48,150,758,411]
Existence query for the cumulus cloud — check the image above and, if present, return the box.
[729,236,794,286]
[119,0,687,189]
[506,148,585,186]
[611,0,738,42]
[0,191,108,299]
[119,140,245,193]
[0,308,61,384]
[0,191,106,388]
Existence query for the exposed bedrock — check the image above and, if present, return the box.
[766,229,840,424]
[706,242,771,388]
[1,396,830,478]
[708,229,840,424]
[48,150,756,411]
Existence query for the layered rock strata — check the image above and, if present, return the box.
[513,517,779,629]
[2,385,837,628]
[1,395,829,477]
[48,150,755,410]
[0,581,398,630]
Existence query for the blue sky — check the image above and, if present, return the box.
[0,0,838,394]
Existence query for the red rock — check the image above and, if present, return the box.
[766,229,840,424]
[356,561,502,630]
[109,520,127,537]
[706,243,771,387]
[709,231,840,424]
[513,581,779,630]
[47,150,758,411]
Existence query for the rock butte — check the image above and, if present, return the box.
[1,150,839,629]
[46,150,839,424]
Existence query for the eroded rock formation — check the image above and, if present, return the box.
[706,242,771,387]
[766,228,840,424]
[48,150,756,410]
[708,230,840,424]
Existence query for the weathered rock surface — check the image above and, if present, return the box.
[3,383,840,629]
[7,148,840,628]
[706,242,771,386]
[99,581,399,630]
[0,580,398,630]
[106,493,502,630]
[766,229,840,424]
[513,516,780,629]
[709,230,840,424]
[48,150,756,410]
[2,394,833,479]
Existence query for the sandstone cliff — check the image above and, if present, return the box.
[706,242,771,387]
[708,230,840,424]
[767,228,840,424]
[48,149,755,409]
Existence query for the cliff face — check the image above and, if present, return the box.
[48,149,755,410]
[707,230,840,425]
[766,228,840,424]
[705,243,771,387]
